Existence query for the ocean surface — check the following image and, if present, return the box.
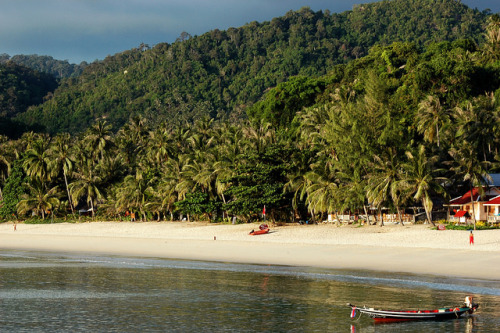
[1,251,499,332]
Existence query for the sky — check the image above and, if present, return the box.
[1,0,499,64]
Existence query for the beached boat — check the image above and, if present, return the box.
[249,224,270,235]
[348,296,478,322]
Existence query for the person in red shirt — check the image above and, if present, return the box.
[469,231,474,245]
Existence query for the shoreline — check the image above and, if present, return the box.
[1,221,499,280]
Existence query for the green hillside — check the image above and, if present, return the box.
[0,62,57,137]
[0,54,87,79]
[15,0,489,134]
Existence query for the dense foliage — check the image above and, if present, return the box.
[0,54,87,79]
[0,62,57,118]
[13,0,489,135]
[1,1,500,226]
[0,62,57,137]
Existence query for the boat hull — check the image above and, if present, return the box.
[358,306,477,322]
[249,228,269,235]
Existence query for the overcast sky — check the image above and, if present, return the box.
[1,0,498,64]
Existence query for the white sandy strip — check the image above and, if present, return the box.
[1,222,499,280]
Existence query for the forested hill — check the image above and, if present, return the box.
[0,62,57,137]
[15,0,491,134]
[0,54,87,79]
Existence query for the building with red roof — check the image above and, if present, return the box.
[446,174,500,223]
[483,195,500,224]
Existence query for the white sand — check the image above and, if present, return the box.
[1,221,499,280]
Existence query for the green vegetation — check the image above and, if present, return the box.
[437,221,500,230]
[10,0,490,135]
[0,54,87,79]
[1,1,500,225]
[0,62,57,137]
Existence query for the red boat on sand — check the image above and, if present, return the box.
[249,224,270,235]
[349,296,479,322]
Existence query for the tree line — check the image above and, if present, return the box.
[1,15,500,225]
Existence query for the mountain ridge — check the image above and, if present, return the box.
[4,0,492,135]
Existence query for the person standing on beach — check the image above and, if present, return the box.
[469,231,474,245]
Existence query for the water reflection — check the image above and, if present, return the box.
[0,251,499,332]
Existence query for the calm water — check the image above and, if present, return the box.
[1,251,499,332]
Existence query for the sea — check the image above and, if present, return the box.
[1,251,499,332]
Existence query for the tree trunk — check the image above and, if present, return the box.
[90,199,95,219]
[396,206,404,226]
[436,123,440,147]
[63,171,74,214]
[379,208,384,227]
[470,184,476,230]
[423,198,435,226]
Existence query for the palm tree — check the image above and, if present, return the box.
[115,171,152,221]
[366,147,406,226]
[157,157,185,220]
[0,135,11,201]
[454,95,499,162]
[243,120,275,154]
[146,128,173,167]
[69,160,106,218]
[400,145,446,226]
[49,133,75,214]
[417,95,450,148]
[17,180,60,220]
[22,134,53,183]
[449,141,492,230]
[303,158,340,222]
[84,120,113,160]
[482,14,500,62]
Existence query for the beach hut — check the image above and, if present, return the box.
[446,187,500,223]
[483,195,500,225]
[445,173,500,223]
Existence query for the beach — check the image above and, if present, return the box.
[1,221,499,280]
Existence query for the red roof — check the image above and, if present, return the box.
[454,210,469,217]
[484,195,500,205]
[448,188,481,205]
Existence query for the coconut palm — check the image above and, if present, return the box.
[449,141,492,230]
[146,128,173,167]
[303,158,340,221]
[22,134,53,183]
[69,160,106,218]
[399,145,446,226]
[17,180,60,220]
[416,95,450,148]
[454,96,499,162]
[115,171,152,221]
[0,135,11,201]
[482,14,500,62]
[84,120,113,160]
[49,133,75,214]
[366,147,406,226]
[243,120,275,154]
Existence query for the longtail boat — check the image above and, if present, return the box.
[348,296,478,322]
